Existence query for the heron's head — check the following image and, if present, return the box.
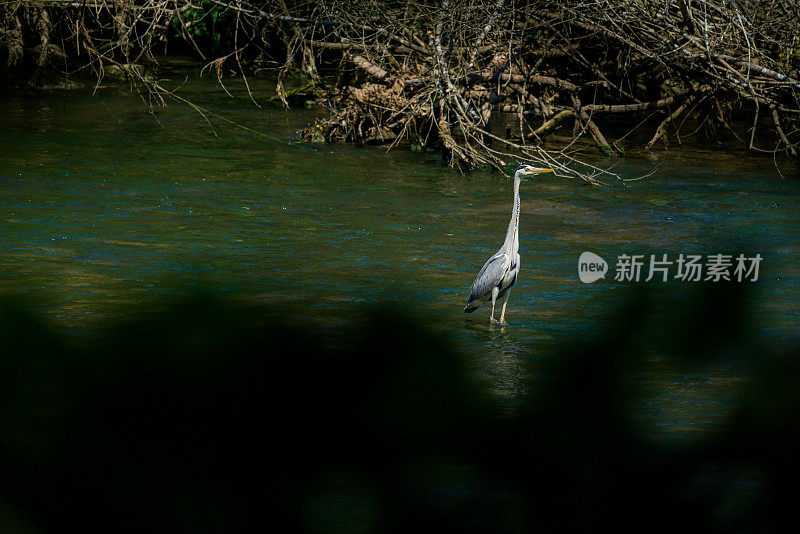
[515,164,553,179]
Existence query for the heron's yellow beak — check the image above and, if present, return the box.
[524,167,553,176]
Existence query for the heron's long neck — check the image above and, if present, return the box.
[503,176,521,252]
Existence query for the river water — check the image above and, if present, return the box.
[1,66,799,442]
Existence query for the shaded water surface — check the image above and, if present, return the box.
[1,68,799,437]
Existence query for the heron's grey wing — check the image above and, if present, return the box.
[468,252,510,303]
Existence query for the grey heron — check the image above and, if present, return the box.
[464,164,554,324]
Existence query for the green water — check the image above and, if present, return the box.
[1,67,799,437]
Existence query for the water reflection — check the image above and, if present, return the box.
[475,325,531,413]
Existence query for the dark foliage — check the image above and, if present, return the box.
[0,284,797,532]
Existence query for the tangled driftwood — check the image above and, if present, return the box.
[2,1,798,181]
[278,0,799,181]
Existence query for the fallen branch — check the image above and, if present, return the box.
[645,87,711,150]
[350,54,391,81]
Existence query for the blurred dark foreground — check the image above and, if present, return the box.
[0,284,798,533]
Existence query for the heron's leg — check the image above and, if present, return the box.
[490,287,499,323]
[499,288,512,325]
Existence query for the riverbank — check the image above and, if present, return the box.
[2,1,798,180]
